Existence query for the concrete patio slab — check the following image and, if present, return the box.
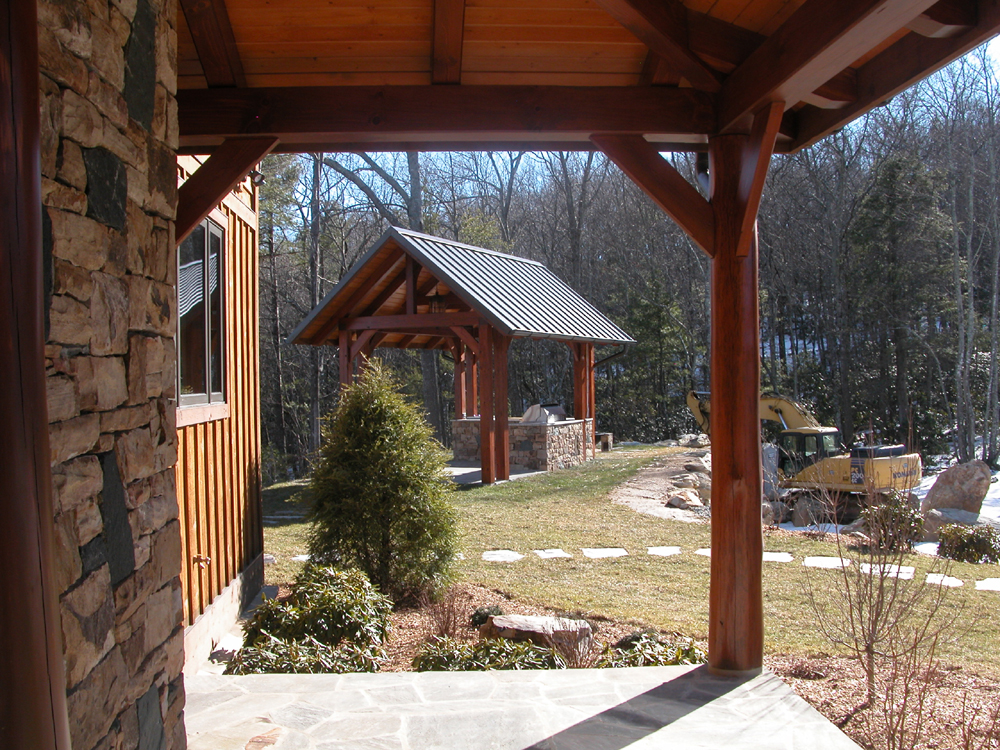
[447,460,545,485]
[185,665,862,750]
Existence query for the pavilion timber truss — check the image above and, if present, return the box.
[6,5,1000,744]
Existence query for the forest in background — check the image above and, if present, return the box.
[256,49,1000,483]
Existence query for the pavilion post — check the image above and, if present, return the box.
[338,329,351,388]
[478,324,496,483]
[453,343,466,418]
[588,344,596,458]
[572,343,587,456]
[467,348,478,417]
[707,133,764,675]
[0,0,72,745]
[493,333,511,481]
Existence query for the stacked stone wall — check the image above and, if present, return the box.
[452,418,593,471]
[38,0,185,747]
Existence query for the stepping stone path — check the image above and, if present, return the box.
[533,548,572,559]
[976,578,1000,591]
[647,546,681,557]
[926,573,963,588]
[860,563,914,580]
[582,547,628,559]
[804,556,851,569]
[762,552,794,562]
[694,548,711,557]
[482,550,524,562]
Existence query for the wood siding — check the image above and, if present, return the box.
[175,159,263,626]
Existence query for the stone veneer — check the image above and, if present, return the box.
[452,418,594,471]
[38,0,185,748]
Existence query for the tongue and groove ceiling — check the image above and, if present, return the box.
[176,0,999,154]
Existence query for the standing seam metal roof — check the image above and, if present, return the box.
[288,227,634,346]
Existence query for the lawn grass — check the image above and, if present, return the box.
[262,447,1000,675]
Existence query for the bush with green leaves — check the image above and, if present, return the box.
[308,361,457,602]
[597,632,706,668]
[470,605,503,628]
[938,523,1000,564]
[242,565,391,649]
[412,636,565,671]
[225,633,382,675]
[861,492,923,551]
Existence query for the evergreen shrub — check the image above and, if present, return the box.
[938,524,1000,564]
[470,605,503,628]
[308,361,457,602]
[225,633,382,675]
[412,636,564,671]
[861,492,923,551]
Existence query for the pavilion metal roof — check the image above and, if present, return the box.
[288,227,634,347]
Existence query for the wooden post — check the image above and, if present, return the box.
[453,343,466,418]
[478,324,495,484]
[588,343,597,459]
[0,1,72,745]
[467,348,478,417]
[708,133,764,675]
[493,333,510,481]
[571,343,587,456]
[338,329,351,388]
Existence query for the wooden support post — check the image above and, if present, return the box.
[338,329,351,388]
[493,333,510,481]
[588,343,597,459]
[454,344,466,418]
[571,343,587,455]
[467,349,478,417]
[0,1,72,745]
[707,133,764,675]
[478,324,495,484]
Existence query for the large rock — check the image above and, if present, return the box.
[768,500,790,524]
[921,461,991,515]
[480,614,592,647]
[761,502,775,526]
[665,488,703,509]
[923,507,1000,542]
[792,496,832,527]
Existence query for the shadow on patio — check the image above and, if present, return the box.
[184,663,861,749]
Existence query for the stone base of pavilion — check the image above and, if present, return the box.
[184,664,860,749]
[453,417,595,473]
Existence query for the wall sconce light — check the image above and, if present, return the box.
[249,169,266,186]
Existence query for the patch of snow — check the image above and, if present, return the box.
[694,548,711,557]
[860,563,914,580]
[762,552,794,563]
[913,542,939,557]
[779,522,845,535]
[533,548,572,559]
[647,546,681,557]
[980,469,1000,522]
[291,554,310,562]
[455,552,465,560]
[581,547,628,559]
[803,556,851,569]
[482,550,524,562]
[975,578,1000,591]
[926,573,963,588]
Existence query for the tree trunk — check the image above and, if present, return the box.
[309,153,323,453]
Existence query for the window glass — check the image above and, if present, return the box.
[821,433,839,456]
[178,220,225,406]
[804,435,818,459]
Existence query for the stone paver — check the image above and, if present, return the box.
[581,547,628,559]
[975,578,1000,591]
[803,556,851,569]
[647,546,681,557]
[482,550,524,562]
[185,666,862,750]
[926,573,963,588]
[762,552,794,563]
[860,563,914,580]
[694,548,711,557]
[534,548,572,559]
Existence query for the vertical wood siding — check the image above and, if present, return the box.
[175,175,262,626]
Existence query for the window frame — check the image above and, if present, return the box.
[177,217,227,411]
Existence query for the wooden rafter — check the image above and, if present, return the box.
[794,0,1000,149]
[175,136,277,243]
[309,249,404,343]
[718,0,939,132]
[178,0,246,88]
[735,103,784,257]
[432,0,466,84]
[908,0,976,37]
[357,269,405,317]
[343,312,481,331]
[594,0,721,92]
[450,326,479,355]
[591,134,715,255]
[178,86,716,149]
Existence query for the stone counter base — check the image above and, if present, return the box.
[453,418,594,472]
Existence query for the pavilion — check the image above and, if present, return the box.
[4,0,999,746]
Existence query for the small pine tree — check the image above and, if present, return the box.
[307,360,456,602]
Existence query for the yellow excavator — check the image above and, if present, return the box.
[686,391,922,495]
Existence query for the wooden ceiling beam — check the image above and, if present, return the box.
[175,136,277,244]
[593,0,721,91]
[908,0,976,37]
[718,0,939,133]
[178,0,246,88]
[793,0,1000,150]
[432,0,466,84]
[192,140,717,155]
[309,249,404,343]
[344,312,481,331]
[178,85,716,146]
[591,134,715,256]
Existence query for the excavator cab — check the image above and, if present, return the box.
[778,429,841,477]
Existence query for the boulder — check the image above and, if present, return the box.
[922,507,1000,542]
[792,496,832,527]
[480,615,592,647]
[664,488,702,509]
[761,502,775,526]
[921,461,991,515]
[672,472,700,489]
[684,458,711,475]
[768,500,790,524]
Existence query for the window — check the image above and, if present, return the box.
[178,219,225,406]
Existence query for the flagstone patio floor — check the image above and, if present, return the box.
[184,664,862,749]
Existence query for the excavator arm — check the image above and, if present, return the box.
[686,390,823,434]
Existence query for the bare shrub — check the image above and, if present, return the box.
[420,586,472,639]
[959,690,1000,750]
[544,618,599,669]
